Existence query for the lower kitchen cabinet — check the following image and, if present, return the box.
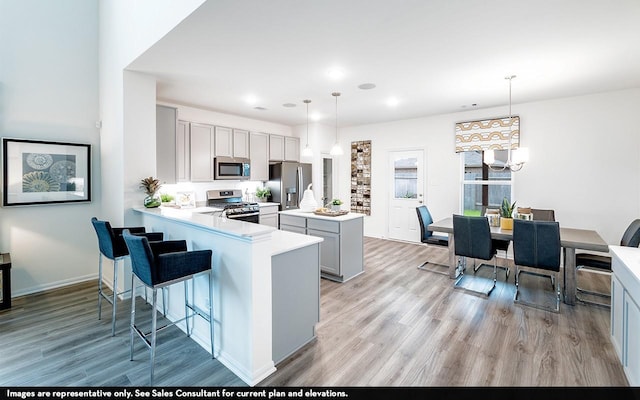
[611,245,640,385]
[278,211,364,282]
[259,204,278,228]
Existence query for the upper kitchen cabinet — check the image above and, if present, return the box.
[233,129,249,159]
[156,105,177,184]
[214,126,250,159]
[190,122,215,182]
[269,134,285,161]
[269,134,299,162]
[250,132,269,181]
[176,120,190,182]
[214,126,232,157]
[284,136,300,162]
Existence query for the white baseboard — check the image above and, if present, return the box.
[12,273,97,298]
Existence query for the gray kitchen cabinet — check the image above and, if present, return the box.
[307,227,340,276]
[233,129,249,158]
[156,105,177,184]
[278,212,364,282]
[279,214,306,234]
[214,126,249,158]
[190,122,215,181]
[269,134,285,161]
[214,126,232,157]
[284,136,300,162]
[259,204,278,227]
[250,132,269,181]
[272,240,320,365]
[176,120,190,182]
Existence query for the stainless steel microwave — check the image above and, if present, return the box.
[214,156,251,180]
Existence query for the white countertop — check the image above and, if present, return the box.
[135,207,274,239]
[611,245,640,293]
[135,207,325,256]
[279,209,365,222]
[271,230,323,256]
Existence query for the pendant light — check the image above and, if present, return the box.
[301,99,313,157]
[330,92,343,156]
[483,75,529,172]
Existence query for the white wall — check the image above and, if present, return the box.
[0,0,101,295]
[337,89,640,245]
[98,0,206,226]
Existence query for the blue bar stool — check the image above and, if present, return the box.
[122,230,214,386]
[91,217,164,336]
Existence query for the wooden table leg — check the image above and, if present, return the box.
[564,247,576,305]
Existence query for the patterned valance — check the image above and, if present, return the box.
[455,116,520,153]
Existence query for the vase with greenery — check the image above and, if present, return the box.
[331,198,343,211]
[140,176,162,208]
[499,197,516,230]
[255,186,270,202]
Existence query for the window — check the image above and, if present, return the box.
[461,150,513,215]
[394,157,418,199]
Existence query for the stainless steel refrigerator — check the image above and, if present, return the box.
[267,162,312,210]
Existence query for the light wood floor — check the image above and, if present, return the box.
[0,237,626,386]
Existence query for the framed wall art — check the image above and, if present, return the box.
[2,138,91,206]
[350,140,371,215]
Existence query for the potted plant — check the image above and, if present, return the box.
[160,193,175,206]
[255,186,270,202]
[499,197,516,230]
[140,176,162,208]
[331,198,343,212]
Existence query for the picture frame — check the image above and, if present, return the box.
[2,138,91,206]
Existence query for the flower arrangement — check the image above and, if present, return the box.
[140,176,161,196]
[331,199,343,206]
[140,176,161,208]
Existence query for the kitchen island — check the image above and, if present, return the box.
[132,207,322,386]
[279,209,365,282]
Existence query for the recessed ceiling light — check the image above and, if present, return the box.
[254,106,267,111]
[245,94,258,105]
[386,97,399,107]
[327,67,345,80]
[282,103,296,108]
[310,112,322,121]
[358,83,376,90]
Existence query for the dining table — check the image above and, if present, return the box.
[427,217,609,305]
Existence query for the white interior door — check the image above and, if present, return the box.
[388,149,424,242]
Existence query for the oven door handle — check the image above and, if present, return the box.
[226,212,260,219]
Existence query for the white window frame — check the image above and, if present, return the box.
[460,151,514,214]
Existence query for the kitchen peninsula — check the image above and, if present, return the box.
[132,207,322,386]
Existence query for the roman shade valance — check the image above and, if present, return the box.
[455,116,520,153]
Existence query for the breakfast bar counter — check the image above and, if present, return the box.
[132,207,322,385]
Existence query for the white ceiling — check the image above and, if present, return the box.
[128,0,640,127]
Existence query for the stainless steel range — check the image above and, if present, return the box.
[206,189,260,223]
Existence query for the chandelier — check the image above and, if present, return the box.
[483,75,529,172]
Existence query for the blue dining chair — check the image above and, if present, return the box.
[122,230,214,386]
[452,215,498,296]
[416,205,449,274]
[512,219,562,313]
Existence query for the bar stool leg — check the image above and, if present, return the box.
[130,273,136,361]
[184,280,190,337]
[150,288,158,386]
[111,258,119,336]
[98,254,103,320]
[209,269,214,358]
